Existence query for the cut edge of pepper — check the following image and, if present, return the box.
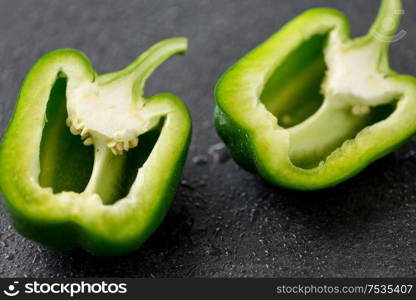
[0,40,191,254]
[215,0,416,189]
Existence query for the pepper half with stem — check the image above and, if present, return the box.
[215,0,416,190]
[0,38,191,256]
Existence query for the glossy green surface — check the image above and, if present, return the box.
[0,38,191,256]
[215,0,416,190]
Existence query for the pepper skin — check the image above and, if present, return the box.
[0,38,191,256]
[215,0,416,190]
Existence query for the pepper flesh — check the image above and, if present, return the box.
[215,0,416,190]
[0,38,191,256]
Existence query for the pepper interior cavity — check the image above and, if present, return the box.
[260,33,398,169]
[37,38,188,205]
[39,75,163,204]
[215,0,416,189]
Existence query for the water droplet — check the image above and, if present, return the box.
[192,154,209,165]
[208,142,230,163]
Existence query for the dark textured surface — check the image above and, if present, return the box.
[1,0,416,278]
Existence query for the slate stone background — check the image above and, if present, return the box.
[1,0,416,278]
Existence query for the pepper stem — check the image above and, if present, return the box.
[369,0,403,45]
[365,0,403,72]
[99,37,188,99]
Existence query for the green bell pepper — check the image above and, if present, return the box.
[215,0,416,190]
[0,38,191,256]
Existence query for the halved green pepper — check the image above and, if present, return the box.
[215,0,416,190]
[0,38,191,256]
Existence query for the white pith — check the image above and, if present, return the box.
[66,80,158,155]
[322,34,397,112]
